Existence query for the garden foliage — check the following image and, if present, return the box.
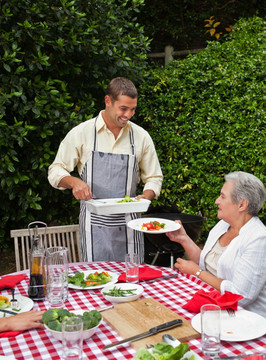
[0,0,150,247]
[137,17,265,235]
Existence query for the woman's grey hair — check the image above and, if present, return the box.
[225,171,265,216]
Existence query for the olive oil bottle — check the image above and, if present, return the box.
[28,221,47,300]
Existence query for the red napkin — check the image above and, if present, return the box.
[0,274,26,290]
[183,289,243,313]
[0,331,24,338]
[118,267,162,282]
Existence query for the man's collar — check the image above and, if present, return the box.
[96,111,131,133]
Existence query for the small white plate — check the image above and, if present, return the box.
[86,198,151,215]
[191,309,266,341]
[68,270,119,290]
[0,295,33,318]
[127,217,181,234]
[101,283,144,303]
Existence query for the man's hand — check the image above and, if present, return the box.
[58,176,92,200]
[136,189,155,201]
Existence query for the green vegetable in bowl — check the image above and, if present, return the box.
[116,195,135,203]
[132,342,191,360]
[42,308,102,332]
[103,286,137,297]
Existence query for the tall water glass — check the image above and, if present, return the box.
[62,316,83,360]
[46,246,69,303]
[201,304,221,357]
[125,253,139,283]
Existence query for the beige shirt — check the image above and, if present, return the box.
[205,240,228,276]
[48,111,163,197]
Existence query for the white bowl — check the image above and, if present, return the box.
[44,318,102,341]
[101,282,144,303]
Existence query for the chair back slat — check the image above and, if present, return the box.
[10,224,80,271]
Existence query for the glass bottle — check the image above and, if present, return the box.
[28,221,47,301]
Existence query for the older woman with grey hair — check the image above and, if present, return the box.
[166,171,266,317]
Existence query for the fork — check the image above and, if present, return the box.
[227,308,236,317]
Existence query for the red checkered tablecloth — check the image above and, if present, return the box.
[0,262,265,359]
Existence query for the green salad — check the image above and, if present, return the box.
[68,271,112,288]
[132,342,194,360]
[116,195,137,203]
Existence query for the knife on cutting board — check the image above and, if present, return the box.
[103,318,183,350]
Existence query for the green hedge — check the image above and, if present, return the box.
[0,0,150,247]
[137,16,265,238]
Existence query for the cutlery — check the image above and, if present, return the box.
[162,333,181,347]
[0,308,19,316]
[10,288,19,310]
[141,274,179,283]
[102,318,183,350]
[226,308,236,317]
[218,354,266,359]
[96,305,114,312]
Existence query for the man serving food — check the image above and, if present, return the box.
[48,77,163,262]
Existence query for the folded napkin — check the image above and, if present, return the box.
[118,267,162,282]
[0,330,24,338]
[0,274,26,290]
[183,289,243,313]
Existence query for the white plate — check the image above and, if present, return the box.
[0,295,34,318]
[127,217,181,234]
[101,283,144,303]
[191,309,266,341]
[68,270,119,290]
[86,198,151,215]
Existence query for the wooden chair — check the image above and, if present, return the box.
[10,224,81,272]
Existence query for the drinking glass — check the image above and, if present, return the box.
[201,304,221,357]
[46,246,69,303]
[62,316,83,360]
[46,272,64,308]
[125,253,139,283]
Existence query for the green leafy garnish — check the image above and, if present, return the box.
[116,195,137,203]
[132,342,190,360]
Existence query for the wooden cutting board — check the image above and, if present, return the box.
[102,297,200,351]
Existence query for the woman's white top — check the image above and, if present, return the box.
[199,216,266,318]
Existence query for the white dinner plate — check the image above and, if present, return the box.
[86,198,151,215]
[68,270,119,290]
[191,309,266,342]
[127,217,181,234]
[0,295,34,318]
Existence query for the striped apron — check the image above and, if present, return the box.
[79,118,144,262]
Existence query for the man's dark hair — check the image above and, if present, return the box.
[106,77,138,102]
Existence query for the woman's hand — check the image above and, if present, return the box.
[174,257,199,276]
[166,221,189,246]
[0,309,45,332]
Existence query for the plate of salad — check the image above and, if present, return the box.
[127,218,181,234]
[68,270,119,290]
[86,196,151,215]
[132,340,203,360]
